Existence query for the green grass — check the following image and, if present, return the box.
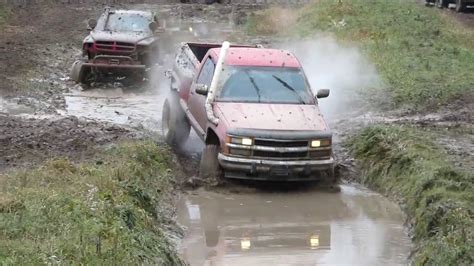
[247,0,474,110]
[0,6,11,25]
[0,141,184,265]
[349,125,473,265]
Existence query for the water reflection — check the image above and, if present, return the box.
[177,185,412,265]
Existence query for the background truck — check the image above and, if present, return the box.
[425,0,473,12]
[162,42,336,184]
[71,9,161,85]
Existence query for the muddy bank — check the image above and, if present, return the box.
[0,114,142,170]
[349,125,474,265]
[0,141,185,265]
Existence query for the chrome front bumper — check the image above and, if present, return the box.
[218,153,335,181]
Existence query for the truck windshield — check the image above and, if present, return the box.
[104,13,151,33]
[216,67,314,104]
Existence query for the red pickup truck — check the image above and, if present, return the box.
[163,42,335,183]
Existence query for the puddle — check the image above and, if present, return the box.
[178,185,412,265]
[63,87,164,131]
[0,97,36,115]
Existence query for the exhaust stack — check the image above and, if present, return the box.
[206,41,230,125]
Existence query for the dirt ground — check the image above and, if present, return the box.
[0,114,141,169]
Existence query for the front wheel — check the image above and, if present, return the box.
[162,96,191,148]
[319,165,340,192]
[199,145,223,182]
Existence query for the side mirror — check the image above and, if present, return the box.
[316,89,330,99]
[149,22,158,32]
[196,84,209,96]
[87,19,97,30]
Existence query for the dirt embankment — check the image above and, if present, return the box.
[0,114,142,170]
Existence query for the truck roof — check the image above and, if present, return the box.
[209,48,301,68]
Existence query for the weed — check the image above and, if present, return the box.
[0,141,184,265]
[349,125,473,264]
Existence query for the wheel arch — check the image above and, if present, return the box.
[205,128,220,146]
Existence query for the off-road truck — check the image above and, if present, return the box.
[163,42,335,183]
[71,9,161,84]
[425,0,473,12]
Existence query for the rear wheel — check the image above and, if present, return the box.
[199,145,223,181]
[456,0,466,12]
[162,94,191,148]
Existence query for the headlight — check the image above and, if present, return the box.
[310,235,320,248]
[230,137,253,146]
[311,139,331,148]
[240,238,251,250]
[311,140,321,147]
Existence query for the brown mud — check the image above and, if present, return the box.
[0,1,426,264]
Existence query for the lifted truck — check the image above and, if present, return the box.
[71,9,161,85]
[425,0,473,12]
[163,42,335,183]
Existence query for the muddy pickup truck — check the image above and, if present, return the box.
[425,0,473,12]
[71,9,161,85]
[163,42,335,183]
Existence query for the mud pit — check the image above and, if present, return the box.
[1,2,414,264]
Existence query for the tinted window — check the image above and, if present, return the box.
[197,58,215,87]
[216,67,313,104]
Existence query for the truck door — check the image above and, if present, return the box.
[188,56,215,131]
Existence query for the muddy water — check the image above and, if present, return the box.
[178,185,412,265]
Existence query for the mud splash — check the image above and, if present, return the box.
[178,185,412,265]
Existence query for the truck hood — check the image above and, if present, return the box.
[89,31,153,44]
[215,102,329,131]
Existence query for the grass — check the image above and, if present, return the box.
[246,0,474,110]
[0,6,10,25]
[349,125,473,265]
[0,141,184,265]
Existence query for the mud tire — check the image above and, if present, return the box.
[70,59,94,85]
[436,0,449,8]
[199,145,223,181]
[456,0,466,12]
[162,94,191,148]
[319,165,340,193]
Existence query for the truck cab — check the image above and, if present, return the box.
[163,42,335,183]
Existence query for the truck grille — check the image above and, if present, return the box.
[254,150,308,158]
[228,137,332,160]
[95,41,135,53]
[254,139,308,147]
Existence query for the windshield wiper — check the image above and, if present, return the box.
[272,75,305,104]
[245,70,261,103]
